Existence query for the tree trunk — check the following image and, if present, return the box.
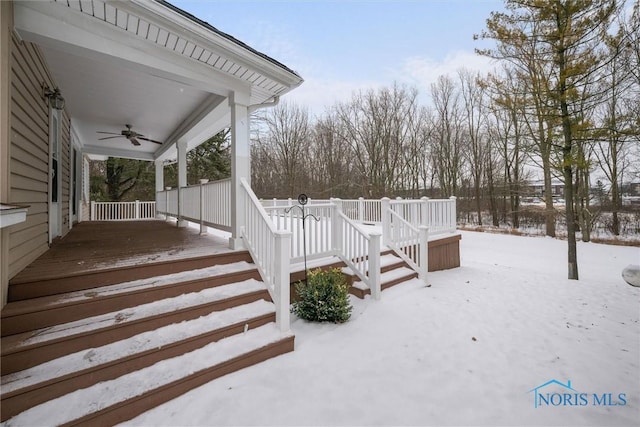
[542,159,556,237]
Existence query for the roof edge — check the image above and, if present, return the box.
[154,0,302,81]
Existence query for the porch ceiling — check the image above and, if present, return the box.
[12,0,303,162]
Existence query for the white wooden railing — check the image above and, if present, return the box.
[335,208,382,299]
[264,203,335,264]
[263,196,456,233]
[156,179,232,232]
[90,200,156,221]
[239,178,291,332]
[263,200,382,298]
[383,198,428,283]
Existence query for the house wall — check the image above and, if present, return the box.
[5,28,71,297]
[1,1,13,307]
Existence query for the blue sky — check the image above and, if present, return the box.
[172,0,504,114]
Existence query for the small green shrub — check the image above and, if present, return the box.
[291,268,353,323]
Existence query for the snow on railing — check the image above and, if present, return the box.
[240,178,291,332]
[383,198,428,284]
[156,179,231,232]
[90,200,156,221]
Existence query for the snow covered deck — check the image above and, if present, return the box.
[8,220,240,298]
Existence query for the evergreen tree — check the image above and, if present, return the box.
[477,0,621,280]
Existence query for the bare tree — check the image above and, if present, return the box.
[459,69,490,224]
[430,75,465,198]
[252,101,311,197]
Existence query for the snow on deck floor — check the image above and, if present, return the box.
[2,324,290,427]
[1,299,275,393]
[15,278,266,347]
[123,231,639,426]
[44,261,256,306]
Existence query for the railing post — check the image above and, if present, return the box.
[332,198,343,254]
[165,187,171,221]
[199,179,209,235]
[368,231,382,300]
[90,201,95,221]
[358,197,364,223]
[274,230,291,332]
[419,226,429,285]
[135,200,140,220]
[421,196,429,227]
[381,197,391,244]
[449,196,457,232]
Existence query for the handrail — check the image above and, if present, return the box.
[384,204,428,284]
[335,210,381,300]
[239,178,291,332]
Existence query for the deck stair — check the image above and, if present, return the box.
[0,254,294,425]
[346,251,418,298]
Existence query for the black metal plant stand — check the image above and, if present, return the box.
[285,194,320,285]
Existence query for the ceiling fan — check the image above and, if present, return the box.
[97,124,163,146]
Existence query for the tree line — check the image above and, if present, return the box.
[251,0,639,279]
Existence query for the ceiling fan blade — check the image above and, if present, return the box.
[137,136,164,145]
[98,136,124,140]
[97,131,120,135]
[130,137,141,146]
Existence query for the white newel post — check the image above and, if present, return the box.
[449,196,457,232]
[358,197,364,223]
[419,226,429,284]
[331,198,343,254]
[199,179,208,235]
[155,160,165,219]
[177,140,188,227]
[381,197,391,244]
[90,200,95,221]
[368,231,382,300]
[229,92,251,249]
[421,196,429,227]
[274,230,291,332]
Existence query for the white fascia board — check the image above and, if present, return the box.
[13,1,251,96]
[82,144,155,161]
[128,0,303,89]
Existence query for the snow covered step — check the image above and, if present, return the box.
[0,300,277,422]
[380,253,406,272]
[350,265,418,299]
[1,262,259,337]
[8,250,254,301]
[2,324,294,427]
[1,279,270,376]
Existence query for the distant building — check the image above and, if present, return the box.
[527,180,565,198]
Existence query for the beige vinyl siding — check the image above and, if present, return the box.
[8,34,71,278]
[60,109,70,234]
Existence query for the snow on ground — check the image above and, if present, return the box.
[124,231,639,426]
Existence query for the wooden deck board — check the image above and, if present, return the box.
[10,221,236,283]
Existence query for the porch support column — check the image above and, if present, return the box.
[154,160,165,219]
[177,140,188,227]
[229,92,251,249]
